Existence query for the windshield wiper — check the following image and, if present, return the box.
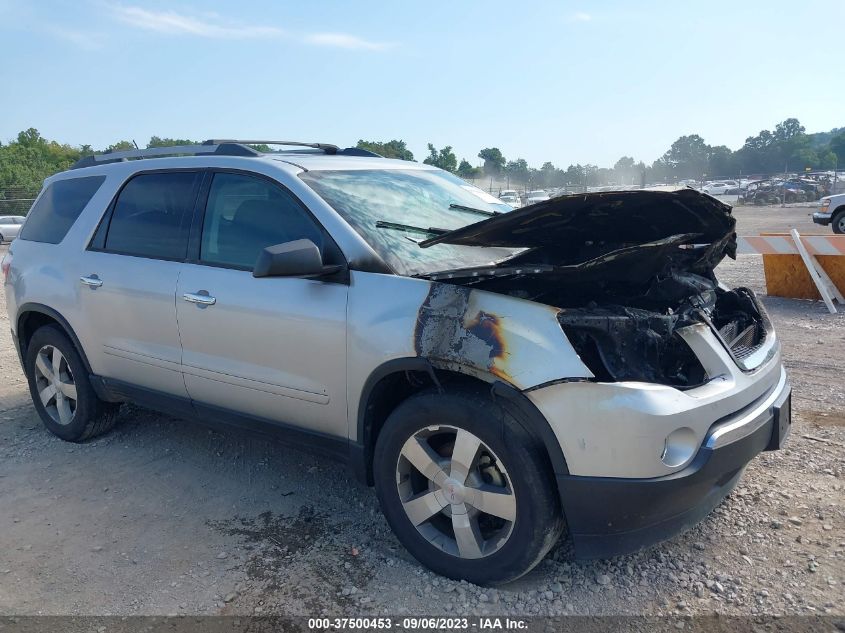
[448,203,500,217]
[375,220,450,236]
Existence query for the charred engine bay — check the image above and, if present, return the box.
[418,189,767,387]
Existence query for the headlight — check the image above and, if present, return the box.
[819,200,831,213]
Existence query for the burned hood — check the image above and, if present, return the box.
[419,188,736,260]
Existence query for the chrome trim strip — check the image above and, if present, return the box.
[704,367,788,449]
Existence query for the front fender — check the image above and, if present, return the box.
[413,282,592,386]
[346,272,592,441]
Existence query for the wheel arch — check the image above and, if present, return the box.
[351,357,570,486]
[16,303,94,375]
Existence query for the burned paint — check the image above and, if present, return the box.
[414,284,511,382]
[466,311,506,360]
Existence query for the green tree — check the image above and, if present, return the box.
[707,145,737,179]
[613,156,636,184]
[660,134,710,180]
[773,118,810,171]
[504,158,529,186]
[537,161,557,188]
[422,143,457,172]
[478,147,505,178]
[827,131,845,165]
[0,128,82,195]
[106,140,136,152]
[563,164,584,187]
[457,159,481,180]
[355,139,414,161]
[819,150,838,170]
[147,136,197,148]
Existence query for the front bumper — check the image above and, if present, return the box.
[812,212,831,226]
[557,374,791,559]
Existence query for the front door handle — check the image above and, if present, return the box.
[183,291,216,306]
[80,275,103,288]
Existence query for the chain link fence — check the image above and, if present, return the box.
[0,187,39,216]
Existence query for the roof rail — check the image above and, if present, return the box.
[71,141,259,169]
[204,140,340,154]
[70,139,377,170]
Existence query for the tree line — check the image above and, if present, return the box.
[359,118,844,189]
[1,119,843,206]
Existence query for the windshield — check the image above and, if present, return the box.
[299,168,519,276]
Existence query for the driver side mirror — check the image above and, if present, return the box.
[252,239,342,278]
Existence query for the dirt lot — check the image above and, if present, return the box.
[0,204,842,618]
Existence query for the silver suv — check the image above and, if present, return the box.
[2,141,791,584]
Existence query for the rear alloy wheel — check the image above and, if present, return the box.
[374,389,564,585]
[25,325,119,442]
[33,345,78,426]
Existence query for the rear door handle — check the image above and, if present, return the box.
[183,292,216,306]
[80,275,103,288]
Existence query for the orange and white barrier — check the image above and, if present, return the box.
[735,233,844,313]
[737,234,845,256]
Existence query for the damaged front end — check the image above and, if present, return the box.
[417,188,772,387]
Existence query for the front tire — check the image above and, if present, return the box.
[373,388,564,585]
[832,211,845,235]
[25,325,119,442]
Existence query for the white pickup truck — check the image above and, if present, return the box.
[813,193,845,234]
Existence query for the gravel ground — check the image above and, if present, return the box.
[0,204,842,617]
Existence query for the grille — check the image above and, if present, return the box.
[719,321,765,360]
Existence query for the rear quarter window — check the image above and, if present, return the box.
[19,176,106,244]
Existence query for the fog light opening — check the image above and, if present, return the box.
[661,427,697,467]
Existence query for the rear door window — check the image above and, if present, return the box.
[103,171,200,260]
[19,176,106,244]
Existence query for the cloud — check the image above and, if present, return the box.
[112,5,284,39]
[304,32,393,51]
[45,25,104,50]
[569,12,592,22]
[107,6,394,51]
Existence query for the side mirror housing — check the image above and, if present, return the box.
[252,239,341,278]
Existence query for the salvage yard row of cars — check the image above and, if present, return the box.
[3,141,792,584]
[500,173,840,207]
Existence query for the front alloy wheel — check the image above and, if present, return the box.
[374,389,564,585]
[33,344,78,425]
[397,425,516,559]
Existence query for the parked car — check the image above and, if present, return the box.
[498,190,522,208]
[0,215,25,242]
[702,182,733,195]
[3,141,790,585]
[525,189,550,205]
[813,194,845,233]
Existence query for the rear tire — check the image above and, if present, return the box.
[832,211,845,235]
[25,325,119,442]
[373,388,564,585]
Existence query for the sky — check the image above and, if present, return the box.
[0,0,842,168]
